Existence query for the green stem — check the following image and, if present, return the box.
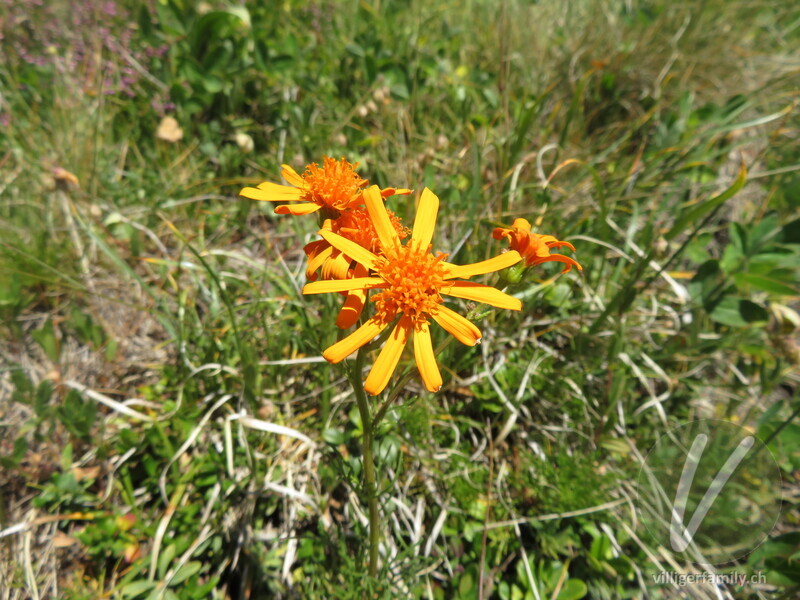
[351,347,379,580]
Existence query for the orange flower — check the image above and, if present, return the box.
[305,206,410,281]
[303,186,522,395]
[492,218,582,273]
[239,156,409,216]
[304,206,411,329]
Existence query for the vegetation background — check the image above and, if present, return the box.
[1,0,798,598]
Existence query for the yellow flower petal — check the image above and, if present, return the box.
[319,230,380,271]
[336,291,366,329]
[413,321,442,392]
[492,226,512,241]
[304,239,326,258]
[492,218,581,273]
[443,250,521,279]
[444,281,522,310]
[364,185,400,250]
[381,188,413,197]
[431,305,482,346]
[411,187,439,250]
[548,240,577,253]
[274,202,322,215]
[537,235,559,245]
[323,316,388,364]
[280,164,305,187]
[336,263,369,329]
[305,243,333,280]
[533,255,583,273]
[303,278,386,295]
[322,250,352,281]
[513,218,532,232]
[365,316,412,395]
[240,184,303,201]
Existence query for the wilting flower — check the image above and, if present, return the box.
[155,116,183,143]
[492,218,582,273]
[239,156,409,217]
[303,186,522,395]
[305,206,411,329]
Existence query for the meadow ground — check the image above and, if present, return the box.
[1,1,799,598]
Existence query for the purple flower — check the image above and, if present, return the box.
[3,0,165,101]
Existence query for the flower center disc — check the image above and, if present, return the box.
[373,244,448,325]
[302,157,367,211]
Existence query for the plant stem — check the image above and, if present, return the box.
[351,347,379,579]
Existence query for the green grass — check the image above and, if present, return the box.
[1,1,799,599]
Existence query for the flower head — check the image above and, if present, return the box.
[240,156,410,217]
[305,206,410,281]
[303,186,522,395]
[492,218,582,273]
[331,205,410,255]
[304,206,411,329]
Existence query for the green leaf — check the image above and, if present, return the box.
[750,532,800,562]
[544,283,572,307]
[749,532,800,585]
[34,380,53,418]
[345,43,365,58]
[599,437,630,456]
[666,163,747,241]
[153,1,185,36]
[710,297,769,327]
[32,318,59,362]
[765,556,800,584]
[688,259,724,303]
[458,568,476,597]
[56,390,97,440]
[730,222,748,254]
[322,428,346,445]
[191,11,244,52]
[138,5,154,39]
[719,242,744,273]
[158,544,177,579]
[509,100,540,163]
[750,252,800,269]
[202,75,225,94]
[169,561,202,585]
[11,368,33,400]
[777,217,800,244]
[189,576,219,599]
[105,338,119,361]
[733,272,799,296]
[120,580,157,598]
[747,214,781,252]
[61,443,73,472]
[2,436,29,467]
[557,579,588,600]
[590,534,612,561]
[225,5,251,28]
[390,82,410,100]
